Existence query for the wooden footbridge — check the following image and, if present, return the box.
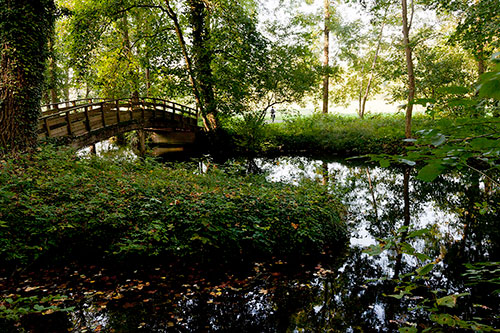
[38,97,201,151]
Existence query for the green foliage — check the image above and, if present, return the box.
[227,113,434,156]
[0,0,56,151]
[225,113,270,155]
[0,145,347,267]
[447,0,500,63]
[478,53,500,101]
[367,117,500,184]
[0,295,74,321]
[364,226,500,332]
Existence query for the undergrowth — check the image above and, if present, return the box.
[225,113,495,156]
[0,145,347,268]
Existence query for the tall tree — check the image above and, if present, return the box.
[163,0,217,131]
[358,7,387,119]
[0,0,55,152]
[401,0,415,138]
[322,0,331,114]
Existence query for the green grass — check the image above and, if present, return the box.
[226,113,431,156]
[226,113,498,157]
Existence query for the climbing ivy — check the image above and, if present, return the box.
[0,0,55,152]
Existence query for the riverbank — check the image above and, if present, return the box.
[223,113,498,157]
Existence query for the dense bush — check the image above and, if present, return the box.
[0,145,347,267]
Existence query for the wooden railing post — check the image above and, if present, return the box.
[152,99,157,119]
[128,99,133,120]
[66,111,73,136]
[84,106,91,132]
[115,100,120,123]
[163,100,167,120]
[141,98,145,120]
[100,102,106,128]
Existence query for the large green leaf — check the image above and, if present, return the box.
[478,70,500,100]
[407,228,430,238]
[416,263,435,276]
[436,295,458,308]
[417,163,445,182]
[436,293,470,308]
[364,244,383,256]
[430,313,456,327]
[431,134,446,147]
[447,99,478,107]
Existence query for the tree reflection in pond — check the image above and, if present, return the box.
[1,156,498,331]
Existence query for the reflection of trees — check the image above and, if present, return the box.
[260,157,499,329]
[12,158,499,331]
[287,249,408,332]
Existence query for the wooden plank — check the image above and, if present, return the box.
[72,121,87,135]
[47,116,67,128]
[104,114,118,126]
[89,118,104,129]
[50,126,68,138]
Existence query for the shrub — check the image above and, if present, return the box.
[0,145,347,267]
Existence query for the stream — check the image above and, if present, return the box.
[1,155,499,332]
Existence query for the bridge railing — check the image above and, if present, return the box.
[41,98,108,116]
[39,97,199,139]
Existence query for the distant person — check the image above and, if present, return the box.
[270,107,276,122]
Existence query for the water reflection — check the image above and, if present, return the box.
[1,156,498,331]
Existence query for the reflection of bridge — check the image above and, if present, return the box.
[38,97,201,151]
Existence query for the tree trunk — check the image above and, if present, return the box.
[360,15,386,119]
[188,0,218,131]
[401,0,415,139]
[393,167,411,280]
[0,0,55,152]
[145,67,151,97]
[478,57,486,77]
[119,14,140,97]
[164,0,217,131]
[322,0,330,114]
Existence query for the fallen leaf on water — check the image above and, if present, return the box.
[113,293,124,300]
[122,302,135,309]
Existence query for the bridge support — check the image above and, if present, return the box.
[137,130,146,157]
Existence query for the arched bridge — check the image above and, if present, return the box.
[38,97,201,150]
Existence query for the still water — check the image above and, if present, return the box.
[1,156,499,332]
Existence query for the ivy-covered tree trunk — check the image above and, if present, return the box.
[188,0,218,131]
[0,0,55,152]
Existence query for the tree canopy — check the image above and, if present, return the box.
[0,0,499,151]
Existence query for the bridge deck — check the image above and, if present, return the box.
[38,97,200,148]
